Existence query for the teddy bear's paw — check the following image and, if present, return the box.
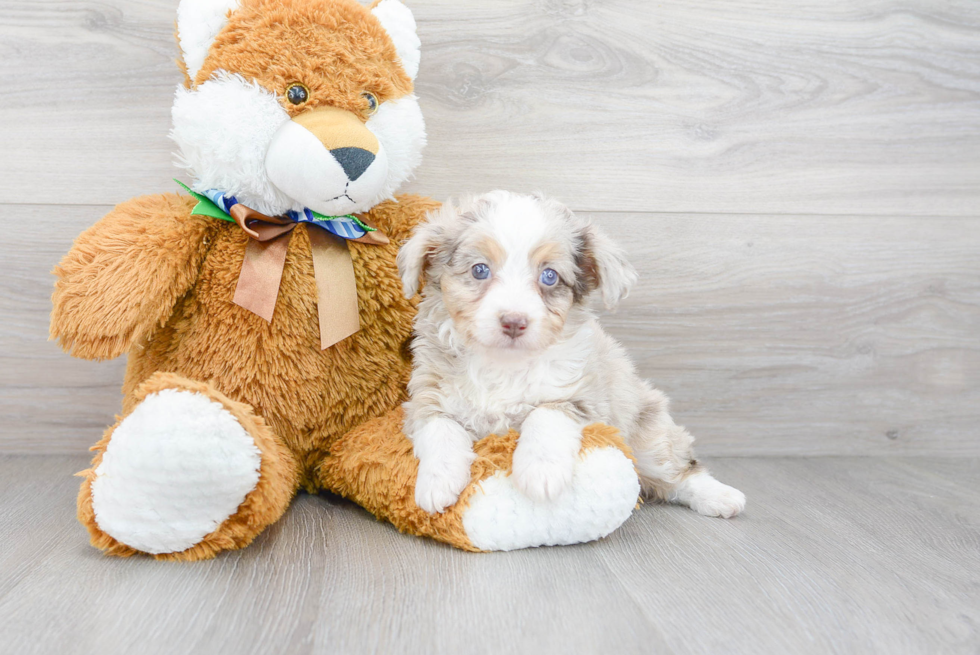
[461,446,640,551]
[90,389,262,554]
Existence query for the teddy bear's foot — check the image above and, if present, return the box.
[89,388,260,554]
[319,408,640,552]
[78,372,299,560]
[460,443,638,551]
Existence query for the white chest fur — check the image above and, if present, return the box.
[437,322,598,439]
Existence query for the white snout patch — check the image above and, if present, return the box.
[265,121,388,217]
[475,280,546,350]
[462,447,640,551]
[90,389,262,555]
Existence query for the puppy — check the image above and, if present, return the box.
[397,191,746,517]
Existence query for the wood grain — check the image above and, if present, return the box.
[0,204,128,452]
[0,455,977,655]
[0,0,978,214]
[599,212,980,456]
[3,204,977,455]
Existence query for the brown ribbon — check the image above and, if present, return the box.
[228,204,389,350]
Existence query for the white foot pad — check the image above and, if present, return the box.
[91,389,262,554]
[462,447,640,551]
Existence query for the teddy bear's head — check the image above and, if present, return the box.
[171,0,425,218]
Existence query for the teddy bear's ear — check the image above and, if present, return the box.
[177,0,241,83]
[371,0,421,81]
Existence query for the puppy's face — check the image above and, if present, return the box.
[399,191,637,353]
[439,196,578,351]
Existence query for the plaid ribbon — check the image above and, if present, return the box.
[200,189,374,240]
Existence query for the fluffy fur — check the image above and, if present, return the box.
[54,0,642,559]
[463,444,640,551]
[76,372,298,561]
[171,73,295,215]
[399,191,746,516]
[320,406,638,552]
[370,0,422,80]
[176,0,240,82]
[50,194,212,360]
[90,387,263,554]
[172,0,426,216]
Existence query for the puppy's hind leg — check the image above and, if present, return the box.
[629,388,745,518]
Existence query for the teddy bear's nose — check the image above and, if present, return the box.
[330,147,375,181]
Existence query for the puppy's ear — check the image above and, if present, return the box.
[575,221,638,310]
[397,204,456,298]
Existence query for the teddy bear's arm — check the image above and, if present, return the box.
[51,193,218,361]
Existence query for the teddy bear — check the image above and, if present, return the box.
[49,0,641,560]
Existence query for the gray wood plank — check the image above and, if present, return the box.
[600,212,980,457]
[1,0,979,214]
[0,455,977,655]
[4,204,977,455]
[0,204,128,452]
[598,456,980,655]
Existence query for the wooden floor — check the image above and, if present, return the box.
[1,455,977,655]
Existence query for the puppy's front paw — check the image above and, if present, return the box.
[415,454,472,514]
[512,441,576,503]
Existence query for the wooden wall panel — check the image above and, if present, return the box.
[1,0,977,454]
[3,205,977,455]
[0,0,978,214]
[598,212,980,456]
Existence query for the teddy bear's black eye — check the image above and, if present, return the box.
[361,92,379,115]
[286,83,309,105]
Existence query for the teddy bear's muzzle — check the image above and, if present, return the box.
[291,106,380,155]
[265,106,388,216]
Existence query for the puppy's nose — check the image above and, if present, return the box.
[499,313,528,339]
[330,147,375,181]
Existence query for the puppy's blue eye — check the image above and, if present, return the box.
[472,263,491,280]
[540,268,559,286]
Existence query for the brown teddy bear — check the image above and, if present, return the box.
[50,0,640,560]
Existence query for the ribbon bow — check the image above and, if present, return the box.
[176,180,388,349]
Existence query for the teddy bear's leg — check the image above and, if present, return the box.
[77,372,300,561]
[316,407,640,552]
